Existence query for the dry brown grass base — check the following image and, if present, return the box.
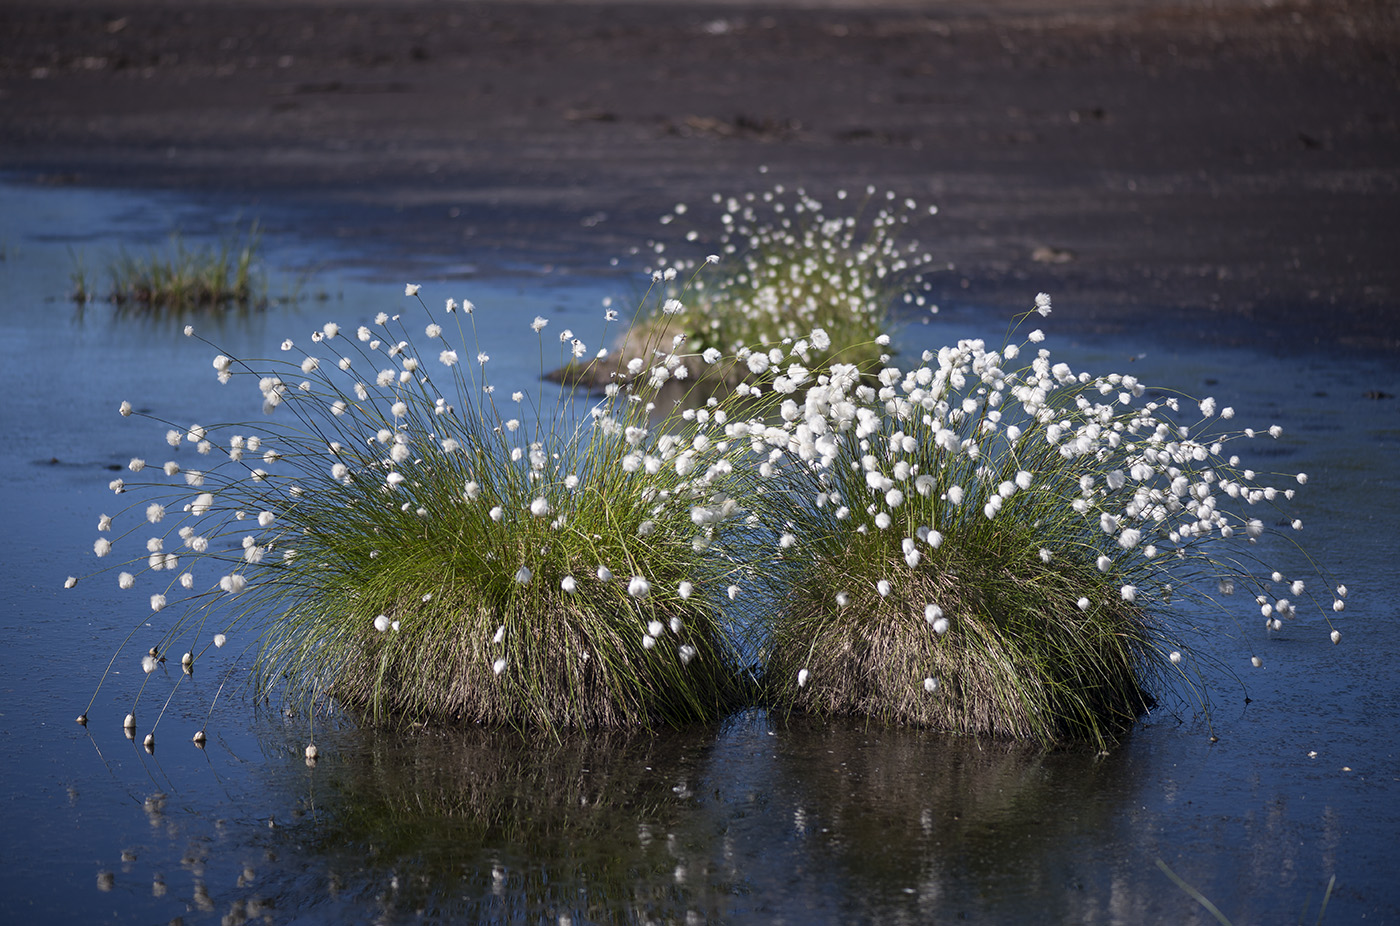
[763,553,1156,746]
[323,597,746,732]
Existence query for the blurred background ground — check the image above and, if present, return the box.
[2,0,1397,350]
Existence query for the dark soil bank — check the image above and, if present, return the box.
[3,0,1398,350]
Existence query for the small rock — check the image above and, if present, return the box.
[1031,245,1076,264]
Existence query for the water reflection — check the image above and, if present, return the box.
[688,715,1141,923]
[73,292,271,329]
[248,712,1160,924]
[273,723,728,923]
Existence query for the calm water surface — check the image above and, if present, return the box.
[1,180,1397,924]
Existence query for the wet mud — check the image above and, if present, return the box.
[2,0,1398,351]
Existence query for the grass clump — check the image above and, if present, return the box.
[739,297,1343,748]
[71,222,263,309]
[259,316,753,728]
[612,185,938,385]
[74,284,763,735]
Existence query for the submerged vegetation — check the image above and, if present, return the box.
[71,187,1346,751]
[70,222,263,309]
[1156,859,1336,926]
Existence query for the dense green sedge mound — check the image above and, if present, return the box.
[617,186,938,383]
[263,382,753,729]
[745,300,1340,747]
[76,289,762,735]
[261,424,750,728]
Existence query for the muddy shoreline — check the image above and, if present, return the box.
[3,0,1398,351]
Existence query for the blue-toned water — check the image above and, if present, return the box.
[1,179,1397,924]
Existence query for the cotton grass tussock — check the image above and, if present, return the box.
[746,301,1346,748]
[77,288,760,735]
[625,184,939,383]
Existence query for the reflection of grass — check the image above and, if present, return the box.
[71,223,264,309]
[762,719,1144,921]
[286,724,723,922]
[68,247,90,302]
